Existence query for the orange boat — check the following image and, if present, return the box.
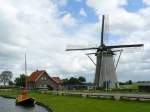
[16,90,35,106]
[16,52,35,106]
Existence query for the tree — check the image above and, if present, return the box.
[8,81,14,85]
[128,80,133,85]
[62,76,86,86]
[0,71,13,85]
[78,76,86,84]
[125,80,133,85]
[69,77,79,85]
[62,78,69,85]
[14,74,26,87]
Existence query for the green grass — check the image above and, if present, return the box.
[119,83,139,90]
[0,90,150,112]
[30,92,150,112]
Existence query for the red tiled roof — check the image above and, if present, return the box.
[51,77,61,84]
[27,70,45,82]
[27,70,61,85]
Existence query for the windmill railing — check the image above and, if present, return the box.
[52,91,150,101]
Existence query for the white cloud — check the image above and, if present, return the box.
[57,0,68,6]
[86,0,146,35]
[62,13,78,27]
[79,8,87,17]
[143,0,150,5]
[0,0,98,82]
[86,0,127,14]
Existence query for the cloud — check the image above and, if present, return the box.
[143,0,150,5]
[0,0,63,74]
[79,8,87,17]
[86,0,127,14]
[86,0,146,35]
[62,13,78,27]
[0,0,98,82]
[57,0,68,6]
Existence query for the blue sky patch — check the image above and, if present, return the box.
[123,0,147,12]
[57,0,99,24]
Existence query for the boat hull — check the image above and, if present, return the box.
[16,98,35,106]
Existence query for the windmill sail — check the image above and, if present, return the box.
[103,15,109,45]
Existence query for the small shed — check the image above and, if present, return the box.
[139,83,150,92]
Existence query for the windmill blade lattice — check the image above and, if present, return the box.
[103,15,109,45]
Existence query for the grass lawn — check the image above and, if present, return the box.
[0,90,150,112]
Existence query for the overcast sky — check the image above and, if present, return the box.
[0,0,150,82]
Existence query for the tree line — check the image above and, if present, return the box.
[15,75,86,87]
[0,71,87,88]
[62,76,86,85]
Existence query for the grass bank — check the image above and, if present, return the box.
[0,90,150,112]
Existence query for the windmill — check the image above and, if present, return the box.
[66,15,144,88]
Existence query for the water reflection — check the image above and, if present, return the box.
[0,97,48,112]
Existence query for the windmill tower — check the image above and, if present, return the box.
[66,15,143,88]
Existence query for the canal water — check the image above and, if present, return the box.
[0,97,48,112]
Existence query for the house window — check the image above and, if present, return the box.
[44,85,47,87]
[41,76,47,80]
